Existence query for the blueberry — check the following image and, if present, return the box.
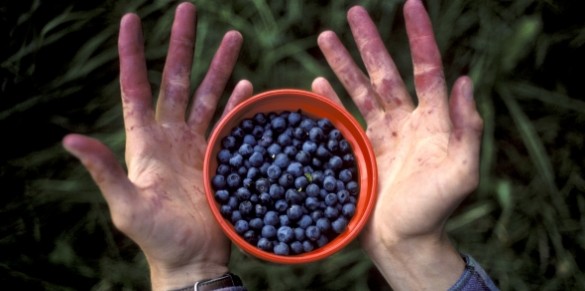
[253,113,267,125]
[286,205,303,221]
[217,149,231,164]
[325,206,339,219]
[220,205,232,217]
[239,201,253,216]
[305,183,320,197]
[278,173,295,187]
[316,217,331,232]
[269,184,284,200]
[261,224,277,238]
[305,196,320,210]
[274,199,288,213]
[237,166,247,176]
[248,151,264,167]
[316,235,329,247]
[302,240,315,252]
[328,155,343,171]
[290,241,303,254]
[337,189,350,204]
[267,143,282,156]
[338,139,351,153]
[328,129,341,141]
[243,134,257,145]
[285,189,304,204]
[325,193,338,206]
[294,176,309,190]
[338,169,353,183]
[263,211,279,226]
[317,118,333,132]
[259,162,270,175]
[286,162,303,177]
[259,192,272,204]
[241,118,255,132]
[231,126,245,140]
[283,145,298,158]
[234,220,249,234]
[258,135,273,147]
[253,145,266,155]
[326,139,339,152]
[242,178,253,188]
[252,126,264,138]
[238,143,254,157]
[342,203,356,217]
[277,226,294,243]
[277,133,292,146]
[323,176,337,192]
[294,227,306,241]
[216,164,230,176]
[292,127,306,139]
[305,225,321,241]
[346,181,359,195]
[295,150,311,164]
[266,164,282,180]
[235,187,251,201]
[255,178,270,193]
[214,189,230,203]
[243,230,258,245]
[332,217,348,234]
[229,154,244,168]
[311,210,324,221]
[279,214,291,226]
[311,171,325,184]
[226,173,241,189]
[211,175,226,190]
[227,196,238,209]
[255,204,267,216]
[274,242,290,255]
[249,217,264,230]
[316,144,331,159]
[309,127,325,142]
[273,153,290,169]
[302,141,317,155]
[342,153,356,167]
[299,118,316,133]
[271,116,287,132]
[221,135,237,150]
[287,112,302,126]
[231,210,242,224]
[298,215,313,229]
[247,167,260,179]
[257,237,273,251]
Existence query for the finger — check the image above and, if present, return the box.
[447,77,483,194]
[118,13,154,131]
[317,30,382,121]
[347,6,413,111]
[221,79,254,118]
[156,3,197,123]
[188,30,243,133]
[404,0,449,125]
[311,77,343,106]
[62,134,137,211]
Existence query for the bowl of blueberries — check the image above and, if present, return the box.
[204,89,377,264]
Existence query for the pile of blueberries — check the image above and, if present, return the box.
[211,110,359,256]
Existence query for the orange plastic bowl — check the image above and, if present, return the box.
[204,89,377,264]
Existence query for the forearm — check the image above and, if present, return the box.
[366,232,465,291]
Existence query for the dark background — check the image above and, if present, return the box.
[1,0,584,290]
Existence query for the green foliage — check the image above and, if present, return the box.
[1,0,584,290]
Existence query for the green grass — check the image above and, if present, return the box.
[1,0,584,290]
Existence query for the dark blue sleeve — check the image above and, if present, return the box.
[448,254,499,291]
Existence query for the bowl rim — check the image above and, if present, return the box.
[203,88,378,264]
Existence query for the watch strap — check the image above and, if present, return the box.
[171,272,244,291]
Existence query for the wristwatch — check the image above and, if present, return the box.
[171,272,244,291]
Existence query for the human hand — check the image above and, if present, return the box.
[313,0,483,289]
[62,3,252,290]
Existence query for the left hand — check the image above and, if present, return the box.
[62,3,252,290]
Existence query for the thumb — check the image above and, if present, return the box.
[62,134,136,209]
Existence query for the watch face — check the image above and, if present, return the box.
[195,273,243,291]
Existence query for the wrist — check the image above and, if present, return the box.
[365,231,465,291]
[148,261,229,291]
